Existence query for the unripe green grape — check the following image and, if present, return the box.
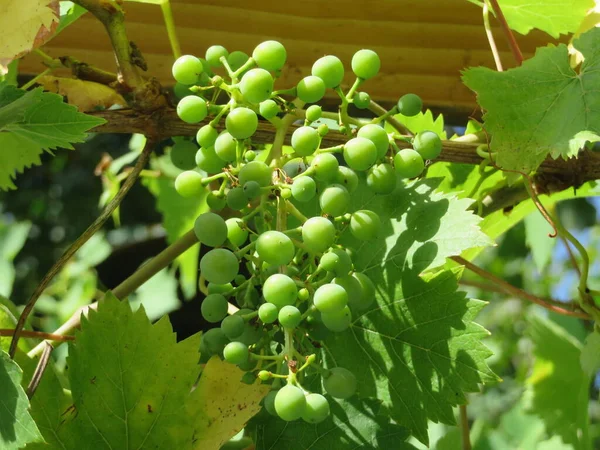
[413,130,442,160]
[302,393,330,424]
[242,180,261,199]
[252,40,287,71]
[234,316,262,346]
[173,82,194,100]
[281,188,292,199]
[207,282,233,295]
[278,305,302,329]
[223,341,249,365]
[319,248,353,276]
[352,272,376,310]
[312,55,344,88]
[259,99,279,119]
[200,248,239,284]
[264,390,278,416]
[207,190,226,211]
[238,160,273,187]
[322,305,352,332]
[214,132,237,162]
[263,274,298,308]
[225,218,248,247]
[357,124,389,159]
[351,49,380,80]
[226,107,258,139]
[196,125,218,148]
[296,75,326,103]
[233,274,246,286]
[366,163,396,194]
[394,149,425,178]
[291,126,320,156]
[172,54,203,85]
[343,137,378,171]
[221,314,245,339]
[194,212,228,247]
[258,303,278,323]
[302,217,336,253]
[259,370,272,381]
[334,275,363,310]
[274,385,307,421]
[175,171,204,198]
[319,184,350,217]
[240,68,274,104]
[201,328,229,355]
[291,176,316,202]
[227,50,249,71]
[256,230,295,266]
[350,210,381,241]
[323,367,357,399]
[177,96,208,124]
[206,45,229,67]
[353,91,371,109]
[334,166,359,193]
[244,150,256,162]
[306,105,322,122]
[196,146,226,173]
[227,187,248,210]
[313,283,348,313]
[170,140,198,170]
[282,159,306,178]
[318,123,329,137]
[201,293,228,323]
[311,153,339,181]
[397,93,422,117]
[298,288,310,301]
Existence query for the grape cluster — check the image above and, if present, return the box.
[170,41,442,423]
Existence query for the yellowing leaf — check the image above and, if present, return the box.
[0,0,60,72]
[190,356,269,450]
[38,76,126,112]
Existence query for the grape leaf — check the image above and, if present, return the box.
[580,331,600,376]
[56,1,87,35]
[188,356,270,450]
[526,315,590,448]
[462,27,600,173]
[0,87,105,190]
[385,109,447,139]
[524,212,556,271]
[0,218,31,297]
[251,397,417,450]
[498,0,594,38]
[0,350,44,449]
[323,269,498,445]
[38,76,126,112]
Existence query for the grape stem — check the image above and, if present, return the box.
[482,1,504,71]
[285,201,309,223]
[160,0,181,60]
[264,110,298,166]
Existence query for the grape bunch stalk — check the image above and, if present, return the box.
[170,41,443,423]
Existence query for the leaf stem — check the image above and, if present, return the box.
[0,329,74,341]
[460,404,472,450]
[487,0,523,65]
[368,100,412,136]
[21,68,52,90]
[26,342,53,400]
[160,1,181,60]
[482,1,504,71]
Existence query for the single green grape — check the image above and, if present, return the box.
[258,303,278,323]
[196,124,218,148]
[242,180,261,199]
[196,146,226,173]
[259,99,280,119]
[352,272,376,310]
[281,188,292,199]
[278,305,302,329]
[200,248,239,284]
[206,45,229,67]
[366,163,396,194]
[258,370,272,381]
[240,68,274,104]
[172,54,203,85]
[291,126,320,156]
[353,91,371,109]
[334,166,359,193]
[323,367,357,399]
[319,184,350,217]
[305,105,322,122]
[207,282,233,295]
[174,171,204,198]
[302,393,330,424]
[291,176,317,202]
[274,385,307,421]
[194,212,228,247]
[238,160,273,187]
[302,217,336,253]
[311,153,339,181]
[282,158,306,178]
[201,328,229,355]
[221,314,245,340]
[227,50,249,71]
[313,283,348,313]
[264,390,278,416]
[177,96,208,124]
[322,305,352,332]
[394,149,425,178]
[357,124,389,159]
[252,40,287,71]
[223,341,249,365]
[256,231,295,266]
[333,275,362,310]
[351,49,380,80]
[226,107,258,139]
[201,293,228,323]
[413,130,442,160]
[214,132,236,162]
[312,55,344,88]
[397,93,423,117]
[296,75,326,103]
[263,273,298,308]
[225,218,248,248]
[207,190,226,211]
[298,288,310,301]
[318,123,329,136]
[227,187,248,210]
[319,248,353,276]
[233,274,246,286]
[343,137,378,171]
[170,140,198,170]
[350,210,382,241]
[244,150,256,162]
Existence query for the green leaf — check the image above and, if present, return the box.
[386,109,447,139]
[252,397,417,450]
[0,295,31,353]
[526,315,590,448]
[143,155,207,298]
[0,60,19,85]
[0,218,31,297]
[0,83,43,127]
[524,212,555,271]
[498,0,594,38]
[0,87,105,190]
[462,27,600,173]
[0,350,44,449]
[580,331,600,376]
[56,1,87,35]
[129,267,181,321]
[66,292,201,449]
[323,269,498,445]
